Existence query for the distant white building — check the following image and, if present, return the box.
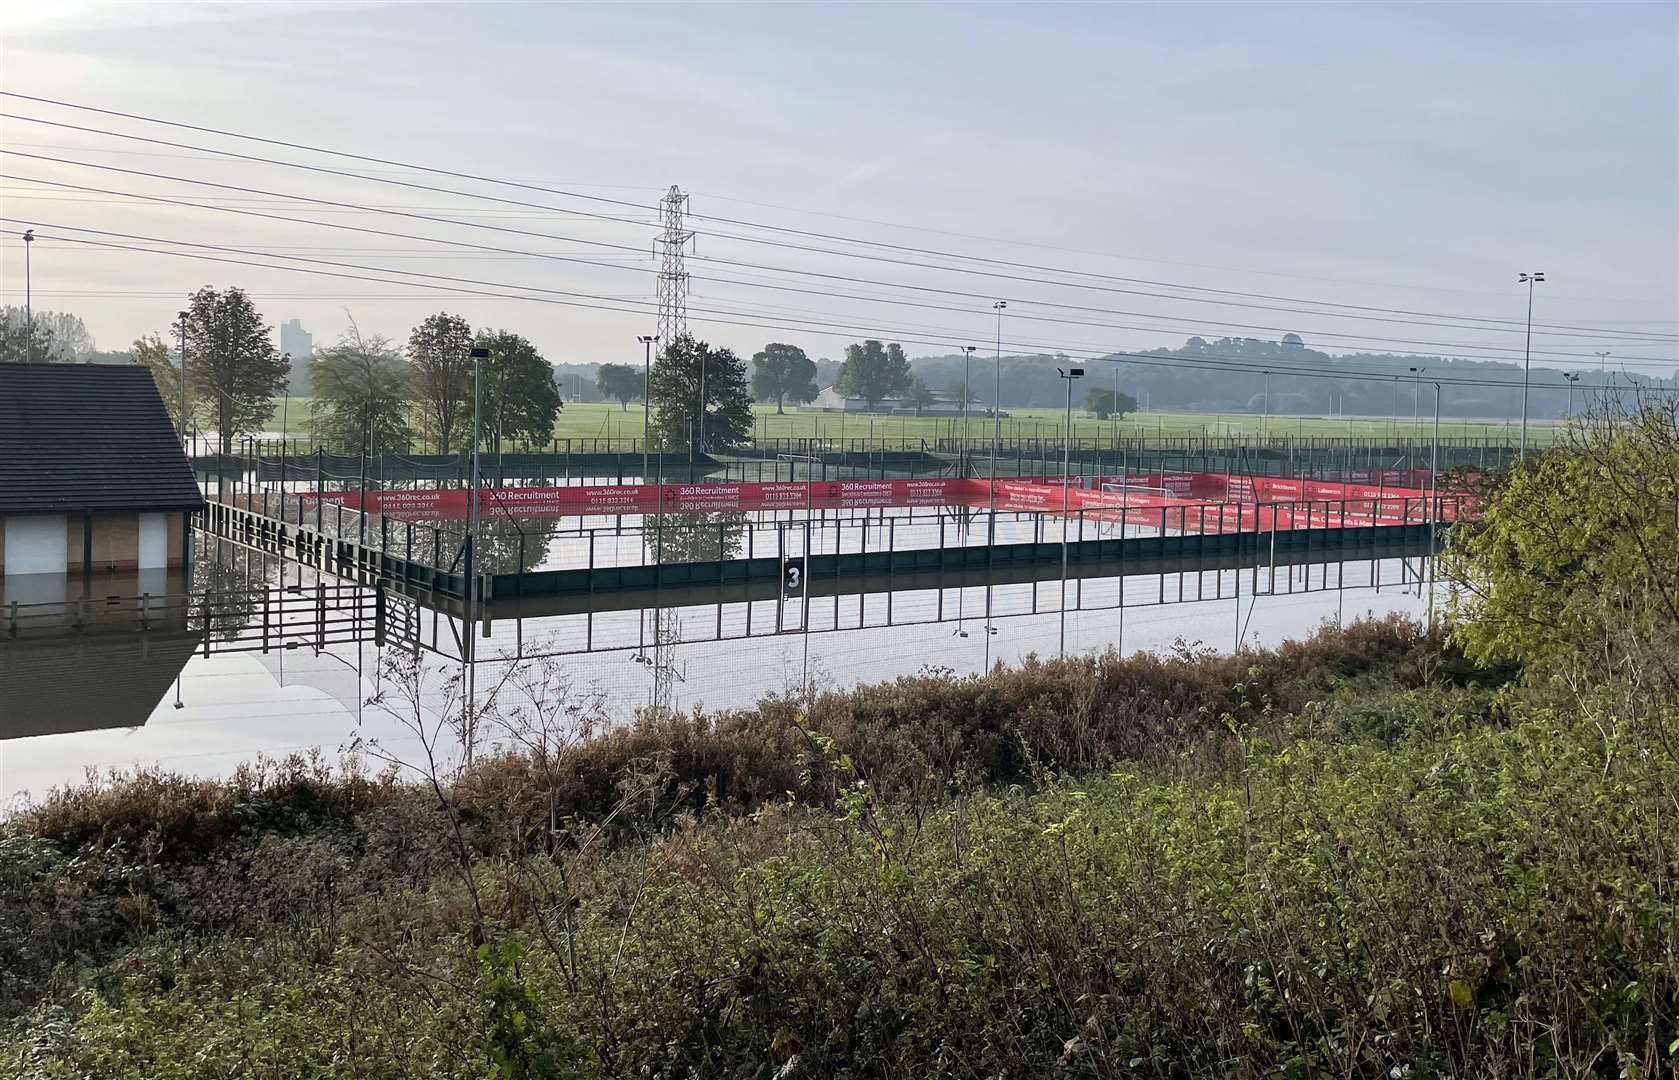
[279,319,313,395]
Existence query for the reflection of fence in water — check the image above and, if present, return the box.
[2,581,394,659]
[446,545,1438,662]
[504,496,1459,574]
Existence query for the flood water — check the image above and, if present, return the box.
[0,540,1438,805]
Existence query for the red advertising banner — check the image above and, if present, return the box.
[290,472,1464,525]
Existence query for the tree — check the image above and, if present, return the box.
[407,312,474,453]
[0,306,64,363]
[751,343,818,414]
[134,333,194,434]
[835,340,913,409]
[309,322,413,454]
[37,311,95,361]
[182,286,286,455]
[1445,398,1679,705]
[595,363,644,410]
[906,378,936,417]
[648,334,754,452]
[470,517,563,575]
[650,511,748,564]
[474,329,562,449]
[1084,387,1137,420]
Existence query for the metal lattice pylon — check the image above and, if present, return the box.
[655,185,692,344]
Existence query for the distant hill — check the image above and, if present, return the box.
[907,336,1670,419]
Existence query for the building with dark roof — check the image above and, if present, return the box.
[0,363,204,585]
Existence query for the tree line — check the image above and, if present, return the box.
[82,289,562,456]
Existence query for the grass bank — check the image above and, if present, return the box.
[3,615,1673,1077]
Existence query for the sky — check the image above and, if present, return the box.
[1,0,1675,380]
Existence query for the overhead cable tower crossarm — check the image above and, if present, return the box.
[656,185,694,344]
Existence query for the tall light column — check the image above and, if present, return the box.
[1517,271,1545,458]
[1391,375,1401,441]
[464,343,491,761]
[1057,366,1084,658]
[1428,381,1441,629]
[1564,372,1581,418]
[279,353,291,517]
[177,310,191,449]
[991,301,1007,481]
[985,302,1006,658]
[21,230,34,362]
[637,334,657,480]
[959,345,976,475]
[1409,366,1427,436]
[696,349,706,463]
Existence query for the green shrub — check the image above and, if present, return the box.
[10,700,1674,1077]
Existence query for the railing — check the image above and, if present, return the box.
[3,581,390,652]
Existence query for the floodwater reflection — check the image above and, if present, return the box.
[2,543,1437,805]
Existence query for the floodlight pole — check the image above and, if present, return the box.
[1429,381,1440,630]
[1113,362,1121,438]
[177,310,190,450]
[464,344,491,761]
[1518,271,1545,459]
[278,354,291,515]
[22,230,34,362]
[991,302,1006,490]
[960,345,976,476]
[1409,366,1426,436]
[1058,366,1084,658]
[638,334,657,481]
[696,346,706,464]
[986,302,1006,664]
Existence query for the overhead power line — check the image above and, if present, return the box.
[6,161,1675,368]
[690,188,1679,311]
[9,217,1671,398]
[3,96,1672,343]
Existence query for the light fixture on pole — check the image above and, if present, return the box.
[991,301,1007,464]
[1428,381,1441,630]
[279,353,291,508]
[1112,361,1122,436]
[1564,372,1582,418]
[637,334,657,481]
[21,230,34,362]
[696,344,707,463]
[986,303,1007,668]
[177,310,190,449]
[1517,271,1545,459]
[464,343,491,761]
[1261,370,1271,438]
[1408,366,1427,436]
[959,345,977,474]
[1057,366,1084,659]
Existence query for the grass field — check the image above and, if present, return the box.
[267,398,1561,445]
